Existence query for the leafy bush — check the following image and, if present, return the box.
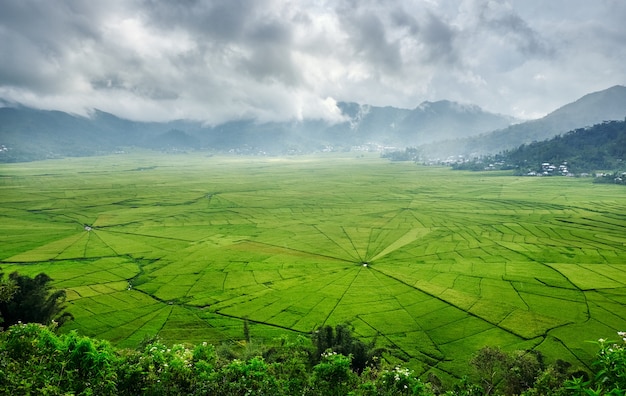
[312,323,384,373]
[0,323,117,395]
[1,322,626,395]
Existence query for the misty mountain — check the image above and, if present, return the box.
[0,98,515,162]
[334,100,517,146]
[424,85,626,158]
[3,86,623,163]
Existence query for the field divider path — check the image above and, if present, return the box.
[363,208,423,259]
[50,232,89,260]
[369,266,530,340]
[341,226,364,262]
[57,213,94,227]
[492,240,579,287]
[91,230,122,256]
[494,239,593,321]
[596,288,626,305]
[369,227,431,262]
[580,265,626,288]
[539,335,592,370]
[105,305,172,342]
[542,263,592,321]
[242,240,356,264]
[356,314,445,367]
[368,267,444,357]
[213,311,309,335]
[321,266,363,327]
[507,273,530,311]
[553,218,625,250]
[312,225,360,262]
[100,228,195,243]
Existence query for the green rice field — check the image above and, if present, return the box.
[1,152,625,379]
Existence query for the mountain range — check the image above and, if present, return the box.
[1,85,625,162]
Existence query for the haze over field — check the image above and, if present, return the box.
[1,0,625,125]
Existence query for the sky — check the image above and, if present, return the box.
[0,0,625,124]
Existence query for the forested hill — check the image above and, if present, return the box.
[453,119,626,175]
[422,85,626,158]
[503,120,626,173]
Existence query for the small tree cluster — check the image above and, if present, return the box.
[312,323,384,373]
[0,270,72,330]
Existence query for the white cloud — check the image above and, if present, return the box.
[0,0,624,123]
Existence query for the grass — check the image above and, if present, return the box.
[1,152,625,378]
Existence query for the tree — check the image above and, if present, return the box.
[470,346,510,395]
[503,350,543,395]
[311,323,383,373]
[0,274,17,303]
[0,271,72,330]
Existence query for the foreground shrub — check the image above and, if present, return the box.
[2,323,625,395]
[564,333,626,395]
[0,323,117,395]
[310,351,357,395]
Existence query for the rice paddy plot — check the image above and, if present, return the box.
[1,153,625,378]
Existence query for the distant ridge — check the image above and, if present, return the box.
[424,85,626,158]
[1,86,625,162]
[0,98,514,162]
[335,100,517,146]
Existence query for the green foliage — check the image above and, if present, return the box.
[210,356,280,395]
[0,271,72,330]
[310,351,357,395]
[2,322,626,395]
[366,366,435,396]
[312,323,383,373]
[583,334,626,394]
[470,346,568,396]
[452,120,626,175]
[471,346,510,395]
[0,323,117,395]
[0,276,17,303]
[593,171,626,185]
[523,360,572,396]
[381,147,422,162]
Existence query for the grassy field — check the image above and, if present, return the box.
[1,152,625,380]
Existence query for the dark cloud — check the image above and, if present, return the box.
[0,0,104,92]
[336,6,403,74]
[476,1,553,58]
[421,12,459,65]
[390,8,420,35]
[140,0,255,40]
[0,0,624,122]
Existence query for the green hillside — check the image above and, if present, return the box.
[452,120,626,178]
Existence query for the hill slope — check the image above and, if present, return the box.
[452,120,626,175]
[504,119,626,173]
[423,85,626,158]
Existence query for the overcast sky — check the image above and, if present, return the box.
[0,0,625,124]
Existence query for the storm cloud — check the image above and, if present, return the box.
[0,0,624,123]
